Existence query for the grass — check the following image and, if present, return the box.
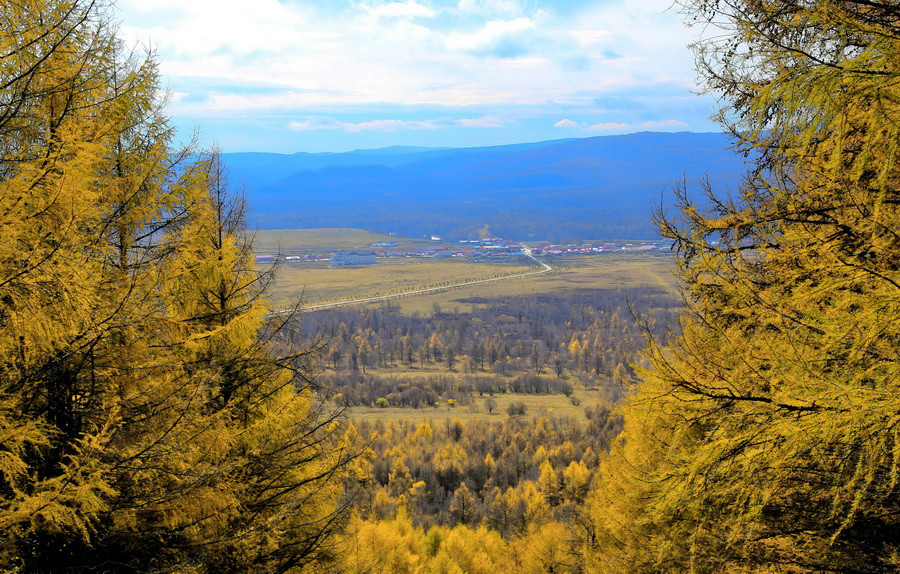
[263,253,677,314]
[346,387,605,423]
[356,254,679,315]
[264,257,538,311]
[255,228,679,315]
[252,228,458,253]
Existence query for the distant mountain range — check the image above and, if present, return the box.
[225,132,749,241]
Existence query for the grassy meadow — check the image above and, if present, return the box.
[264,258,539,310]
[256,228,678,313]
[253,228,458,253]
[346,386,600,423]
[380,253,679,315]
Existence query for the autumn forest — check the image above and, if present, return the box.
[2,0,900,572]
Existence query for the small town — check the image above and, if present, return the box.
[255,237,673,265]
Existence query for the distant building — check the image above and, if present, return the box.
[330,251,376,267]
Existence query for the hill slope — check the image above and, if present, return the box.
[227,132,747,240]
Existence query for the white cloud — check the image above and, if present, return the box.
[116,0,711,147]
[588,122,630,131]
[639,119,689,129]
[581,119,687,132]
[568,30,612,46]
[288,115,506,132]
[456,0,526,18]
[554,119,582,128]
[368,1,437,19]
[458,116,505,127]
[445,17,536,54]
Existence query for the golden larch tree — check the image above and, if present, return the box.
[587,1,900,572]
[0,1,348,571]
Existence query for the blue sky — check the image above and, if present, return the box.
[117,0,718,153]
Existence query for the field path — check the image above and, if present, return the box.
[269,245,552,314]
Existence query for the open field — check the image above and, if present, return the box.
[345,387,606,423]
[357,254,679,315]
[265,258,538,310]
[264,254,676,314]
[253,228,458,253]
[254,228,679,314]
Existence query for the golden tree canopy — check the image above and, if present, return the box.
[587,1,900,572]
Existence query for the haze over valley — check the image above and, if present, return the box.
[229,131,748,240]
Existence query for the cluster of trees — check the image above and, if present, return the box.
[0,1,349,571]
[331,407,622,573]
[582,0,900,572]
[300,289,678,404]
[340,510,584,574]
[323,372,574,409]
[346,406,622,533]
[328,406,625,574]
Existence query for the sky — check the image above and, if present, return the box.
[116,0,720,153]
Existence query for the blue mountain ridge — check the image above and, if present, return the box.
[224,132,749,241]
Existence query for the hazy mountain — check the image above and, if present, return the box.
[226,132,748,240]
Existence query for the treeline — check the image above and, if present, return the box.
[323,372,575,408]
[299,288,678,405]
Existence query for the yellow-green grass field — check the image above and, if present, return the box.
[346,386,607,424]
[252,228,459,253]
[264,258,538,310]
[356,254,679,315]
[254,228,679,314]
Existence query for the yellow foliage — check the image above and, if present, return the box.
[342,510,424,574]
[567,336,582,356]
[510,522,578,574]
[0,3,348,571]
[585,1,900,572]
[341,517,513,574]
[537,460,559,501]
[562,460,590,502]
[414,421,434,441]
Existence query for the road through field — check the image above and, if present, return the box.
[269,245,552,314]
